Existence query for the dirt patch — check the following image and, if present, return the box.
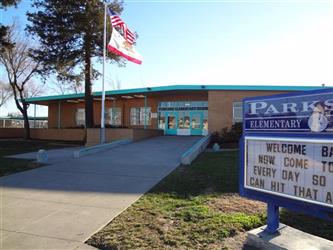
[223,232,247,250]
[207,194,266,215]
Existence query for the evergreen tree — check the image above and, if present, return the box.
[26,0,124,128]
[0,0,21,50]
[0,0,19,7]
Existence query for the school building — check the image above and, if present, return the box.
[24,85,322,139]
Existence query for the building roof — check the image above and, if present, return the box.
[25,84,329,104]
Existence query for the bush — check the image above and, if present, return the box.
[221,122,242,143]
[210,131,223,146]
[210,122,243,146]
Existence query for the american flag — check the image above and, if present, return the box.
[108,7,135,45]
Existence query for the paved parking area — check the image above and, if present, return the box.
[0,136,201,249]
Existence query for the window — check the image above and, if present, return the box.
[107,107,121,126]
[130,107,151,126]
[75,108,85,126]
[191,113,201,129]
[202,110,208,130]
[178,112,190,129]
[167,115,176,129]
[158,101,208,111]
[158,113,165,129]
[233,102,243,124]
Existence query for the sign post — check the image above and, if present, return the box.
[266,202,279,233]
[240,88,333,234]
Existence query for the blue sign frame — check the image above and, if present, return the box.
[243,88,333,133]
[240,88,333,233]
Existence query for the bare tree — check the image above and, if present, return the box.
[0,81,12,108]
[0,24,43,139]
[24,80,44,98]
[50,77,84,95]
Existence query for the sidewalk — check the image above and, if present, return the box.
[1,136,201,249]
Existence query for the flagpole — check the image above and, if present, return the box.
[100,2,107,144]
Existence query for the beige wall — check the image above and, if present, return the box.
[208,90,287,133]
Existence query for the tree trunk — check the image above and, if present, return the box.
[84,37,94,128]
[22,102,31,139]
[10,83,31,140]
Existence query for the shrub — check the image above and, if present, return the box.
[210,131,223,146]
[221,122,242,143]
[210,122,243,146]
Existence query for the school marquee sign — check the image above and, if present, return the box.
[244,90,333,132]
[245,137,333,208]
[240,88,333,233]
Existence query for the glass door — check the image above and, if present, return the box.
[177,111,191,135]
[166,112,178,135]
[190,112,203,135]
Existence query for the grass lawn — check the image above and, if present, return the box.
[0,139,81,177]
[87,151,333,249]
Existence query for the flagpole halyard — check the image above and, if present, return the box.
[100,2,107,144]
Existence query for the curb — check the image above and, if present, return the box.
[73,139,132,158]
[181,135,211,165]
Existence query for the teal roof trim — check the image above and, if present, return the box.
[25,84,330,103]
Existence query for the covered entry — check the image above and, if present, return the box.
[158,101,208,135]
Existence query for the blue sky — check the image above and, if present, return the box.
[1,0,332,116]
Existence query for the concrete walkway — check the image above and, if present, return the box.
[8,146,82,164]
[0,136,201,250]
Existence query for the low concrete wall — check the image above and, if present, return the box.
[74,139,132,158]
[0,128,25,138]
[86,128,132,146]
[0,127,162,144]
[132,128,164,141]
[181,135,211,165]
[30,129,85,142]
[106,128,133,142]
[86,128,163,146]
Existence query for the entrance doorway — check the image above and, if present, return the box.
[158,101,208,136]
[166,112,177,135]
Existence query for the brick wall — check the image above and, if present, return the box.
[48,91,208,129]
[0,128,85,141]
[48,102,85,128]
[47,90,294,134]
[132,128,164,141]
[0,128,25,138]
[30,129,85,141]
[207,90,287,133]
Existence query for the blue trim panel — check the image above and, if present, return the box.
[243,86,333,102]
[25,84,330,103]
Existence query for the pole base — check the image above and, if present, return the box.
[246,224,333,250]
[100,127,106,144]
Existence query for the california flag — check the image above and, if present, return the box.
[107,28,143,65]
